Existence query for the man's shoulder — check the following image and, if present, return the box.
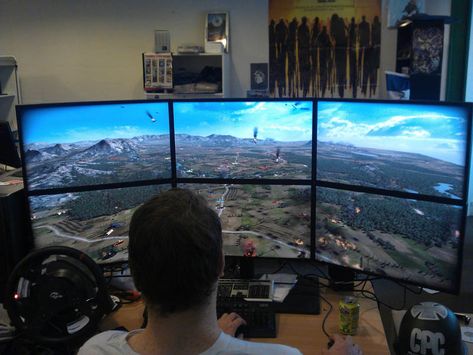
[78,330,138,355]
[238,340,302,355]
[207,332,302,355]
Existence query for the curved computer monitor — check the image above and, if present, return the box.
[315,99,471,293]
[17,100,172,263]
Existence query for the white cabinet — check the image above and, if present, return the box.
[145,53,229,99]
[0,56,21,131]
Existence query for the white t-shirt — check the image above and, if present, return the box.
[78,329,302,355]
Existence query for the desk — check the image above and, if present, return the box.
[373,278,473,354]
[101,283,389,355]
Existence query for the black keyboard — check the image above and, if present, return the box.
[217,278,274,301]
[217,297,276,338]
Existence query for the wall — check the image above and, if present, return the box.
[0,0,451,103]
[0,0,268,102]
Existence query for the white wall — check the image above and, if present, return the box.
[0,0,268,103]
[0,0,452,103]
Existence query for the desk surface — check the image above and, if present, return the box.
[102,284,390,355]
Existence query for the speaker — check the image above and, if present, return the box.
[328,264,355,291]
[0,181,32,302]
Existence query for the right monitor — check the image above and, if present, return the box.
[315,99,471,292]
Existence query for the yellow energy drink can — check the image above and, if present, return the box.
[339,296,360,335]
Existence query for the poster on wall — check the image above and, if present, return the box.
[142,53,173,91]
[250,63,269,90]
[269,0,381,99]
[387,0,425,28]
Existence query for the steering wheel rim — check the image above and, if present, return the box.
[4,246,114,346]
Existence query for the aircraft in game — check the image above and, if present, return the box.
[253,127,258,144]
[275,147,281,163]
[146,110,157,123]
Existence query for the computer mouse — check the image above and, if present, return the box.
[235,324,248,339]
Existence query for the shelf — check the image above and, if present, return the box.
[145,92,224,100]
[173,52,223,56]
[143,52,228,98]
[0,55,20,131]
[0,95,15,100]
[0,56,17,67]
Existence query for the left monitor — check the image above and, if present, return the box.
[17,101,172,263]
[18,101,172,192]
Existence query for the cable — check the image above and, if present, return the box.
[269,261,288,274]
[354,285,408,311]
[309,261,330,279]
[395,281,423,295]
[319,293,333,340]
[269,259,413,311]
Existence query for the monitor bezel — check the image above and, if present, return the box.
[171,98,315,261]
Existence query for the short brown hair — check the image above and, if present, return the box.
[128,188,222,316]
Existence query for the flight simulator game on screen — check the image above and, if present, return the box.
[315,100,470,291]
[18,101,172,263]
[173,101,313,180]
[20,102,171,191]
[173,100,313,259]
[17,98,471,293]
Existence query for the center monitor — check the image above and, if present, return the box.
[173,100,314,259]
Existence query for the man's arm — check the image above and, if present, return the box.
[218,312,246,337]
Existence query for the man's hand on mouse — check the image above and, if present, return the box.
[218,312,247,338]
[322,334,363,355]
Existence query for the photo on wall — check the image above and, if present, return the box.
[206,12,229,52]
[268,0,381,99]
[387,0,425,28]
[250,63,269,90]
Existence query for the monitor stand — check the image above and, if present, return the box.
[223,256,255,279]
[273,276,320,315]
[223,257,320,314]
[328,264,355,291]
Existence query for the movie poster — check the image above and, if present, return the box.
[269,0,381,99]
